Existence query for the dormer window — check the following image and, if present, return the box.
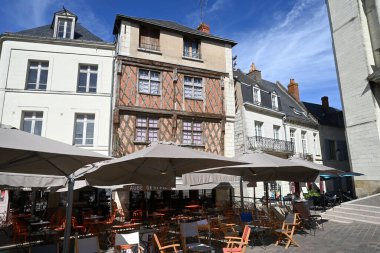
[57,18,73,39]
[271,93,278,110]
[253,87,261,105]
[52,9,76,40]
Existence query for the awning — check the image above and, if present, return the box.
[173,182,232,191]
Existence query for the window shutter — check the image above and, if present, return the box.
[325,139,331,160]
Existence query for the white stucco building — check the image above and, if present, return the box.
[326,0,380,196]
[0,9,115,156]
[234,66,323,200]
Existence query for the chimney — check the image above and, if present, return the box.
[321,96,329,110]
[197,23,210,33]
[247,63,261,82]
[287,79,300,101]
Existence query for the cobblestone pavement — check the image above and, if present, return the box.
[243,221,380,253]
[2,220,380,253]
[353,194,380,207]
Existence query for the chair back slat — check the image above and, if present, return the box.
[75,236,99,253]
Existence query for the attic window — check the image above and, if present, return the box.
[57,18,73,39]
[253,87,261,105]
[271,93,278,110]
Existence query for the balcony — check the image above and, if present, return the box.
[247,136,294,154]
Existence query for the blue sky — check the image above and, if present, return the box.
[0,0,341,108]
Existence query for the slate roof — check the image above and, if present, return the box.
[234,69,316,126]
[113,15,236,46]
[302,101,345,128]
[13,23,104,43]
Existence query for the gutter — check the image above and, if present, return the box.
[1,33,115,50]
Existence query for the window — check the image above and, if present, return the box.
[57,18,72,39]
[183,121,202,145]
[290,128,296,152]
[77,65,98,93]
[183,38,200,59]
[184,76,203,99]
[301,131,307,154]
[327,140,336,160]
[21,111,43,136]
[138,69,160,95]
[135,116,159,142]
[139,26,160,51]
[26,61,49,90]
[253,88,261,104]
[255,122,263,137]
[271,93,278,110]
[273,125,280,140]
[74,114,95,146]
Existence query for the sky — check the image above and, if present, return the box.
[0,0,341,108]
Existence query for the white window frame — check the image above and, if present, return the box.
[253,87,261,105]
[290,128,296,152]
[182,121,203,145]
[138,69,161,95]
[57,18,73,39]
[273,125,280,140]
[301,130,308,154]
[255,121,263,137]
[184,76,203,100]
[271,93,279,110]
[26,61,49,90]
[77,64,98,93]
[135,116,159,143]
[21,111,43,136]
[74,114,95,146]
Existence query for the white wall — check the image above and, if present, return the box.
[0,40,114,155]
[237,106,321,199]
[327,0,380,195]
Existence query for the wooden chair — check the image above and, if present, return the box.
[154,233,182,253]
[115,232,144,253]
[71,217,86,235]
[75,236,100,253]
[12,220,28,243]
[131,210,143,223]
[223,225,251,253]
[275,213,300,249]
[180,221,202,253]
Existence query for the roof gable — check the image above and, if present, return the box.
[234,69,316,126]
[113,15,236,46]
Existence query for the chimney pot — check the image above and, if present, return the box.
[247,62,261,81]
[197,23,210,33]
[321,96,329,109]
[287,78,300,101]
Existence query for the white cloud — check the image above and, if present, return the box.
[185,0,229,27]
[1,0,58,29]
[234,0,340,107]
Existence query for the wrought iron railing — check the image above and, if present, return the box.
[247,136,295,154]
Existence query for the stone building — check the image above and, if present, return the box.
[112,15,236,157]
[234,65,322,199]
[326,0,380,196]
[303,97,352,193]
[0,9,114,156]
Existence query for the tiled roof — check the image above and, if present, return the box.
[302,101,345,128]
[113,15,236,46]
[13,23,104,43]
[234,69,316,125]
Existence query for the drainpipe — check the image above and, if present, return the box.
[108,50,116,157]
[282,115,288,154]
[362,0,380,68]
